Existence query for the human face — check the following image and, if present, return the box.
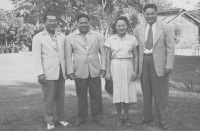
[45,15,57,32]
[116,20,128,36]
[144,8,157,25]
[77,17,90,34]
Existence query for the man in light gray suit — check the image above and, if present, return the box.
[65,13,106,127]
[32,13,71,131]
[134,4,175,129]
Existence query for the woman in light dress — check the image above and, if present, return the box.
[104,16,138,126]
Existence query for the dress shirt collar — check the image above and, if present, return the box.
[113,34,129,40]
[41,29,61,37]
[146,22,156,29]
[74,29,94,36]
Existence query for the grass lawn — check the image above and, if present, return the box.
[170,55,200,92]
[0,53,200,131]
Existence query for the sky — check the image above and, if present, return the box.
[0,0,15,10]
[0,0,199,11]
[168,0,199,10]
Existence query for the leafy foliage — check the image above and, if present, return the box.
[0,9,35,49]
[10,0,142,35]
[143,0,173,10]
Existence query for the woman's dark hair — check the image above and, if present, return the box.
[43,12,57,22]
[143,3,157,12]
[112,16,130,34]
[76,13,90,23]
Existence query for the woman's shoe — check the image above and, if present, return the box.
[117,119,123,126]
[58,121,72,128]
[124,118,131,126]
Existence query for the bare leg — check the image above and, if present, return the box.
[115,103,123,126]
[124,102,131,126]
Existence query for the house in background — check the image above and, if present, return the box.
[157,8,200,49]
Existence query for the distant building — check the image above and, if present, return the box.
[157,8,200,49]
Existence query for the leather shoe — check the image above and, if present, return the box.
[74,118,87,127]
[117,119,123,126]
[159,121,169,130]
[93,119,105,126]
[47,123,55,131]
[124,118,131,126]
[138,119,153,125]
[58,121,72,128]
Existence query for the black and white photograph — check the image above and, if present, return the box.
[0,0,200,131]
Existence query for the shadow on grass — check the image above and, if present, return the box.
[0,81,77,131]
[1,81,200,131]
[170,55,200,94]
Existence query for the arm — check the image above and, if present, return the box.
[64,35,75,80]
[165,25,175,74]
[133,27,142,77]
[99,34,106,77]
[133,45,138,79]
[32,35,45,84]
[105,47,112,81]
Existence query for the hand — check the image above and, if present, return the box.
[38,74,46,84]
[100,70,106,78]
[105,72,111,81]
[68,73,76,80]
[136,74,141,79]
[164,68,172,75]
[136,70,142,79]
[131,71,137,81]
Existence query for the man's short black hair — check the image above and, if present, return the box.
[43,12,57,22]
[143,3,157,12]
[76,13,90,22]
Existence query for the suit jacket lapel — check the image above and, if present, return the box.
[42,30,58,51]
[44,35,58,51]
[88,32,97,51]
[153,22,163,46]
[56,34,62,52]
[73,34,88,50]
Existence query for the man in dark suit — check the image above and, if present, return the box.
[134,4,175,129]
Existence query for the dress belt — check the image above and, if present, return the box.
[143,53,153,56]
[113,58,132,61]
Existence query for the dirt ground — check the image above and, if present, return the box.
[0,52,200,131]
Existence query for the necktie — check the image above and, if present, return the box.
[52,36,59,52]
[145,25,153,50]
[54,38,59,52]
[49,34,59,52]
[82,35,89,50]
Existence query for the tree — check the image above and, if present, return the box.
[10,0,142,36]
[195,2,200,10]
[0,9,35,48]
[68,0,142,36]
[141,0,174,10]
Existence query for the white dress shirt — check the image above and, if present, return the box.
[144,22,156,54]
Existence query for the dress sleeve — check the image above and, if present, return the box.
[104,38,111,48]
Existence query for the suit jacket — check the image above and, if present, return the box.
[32,30,66,80]
[134,21,175,77]
[65,30,106,79]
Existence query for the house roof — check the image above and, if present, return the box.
[187,9,200,22]
[158,8,186,15]
[158,9,200,25]
[187,9,200,17]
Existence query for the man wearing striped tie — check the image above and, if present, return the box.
[134,3,175,130]
[32,12,71,131]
